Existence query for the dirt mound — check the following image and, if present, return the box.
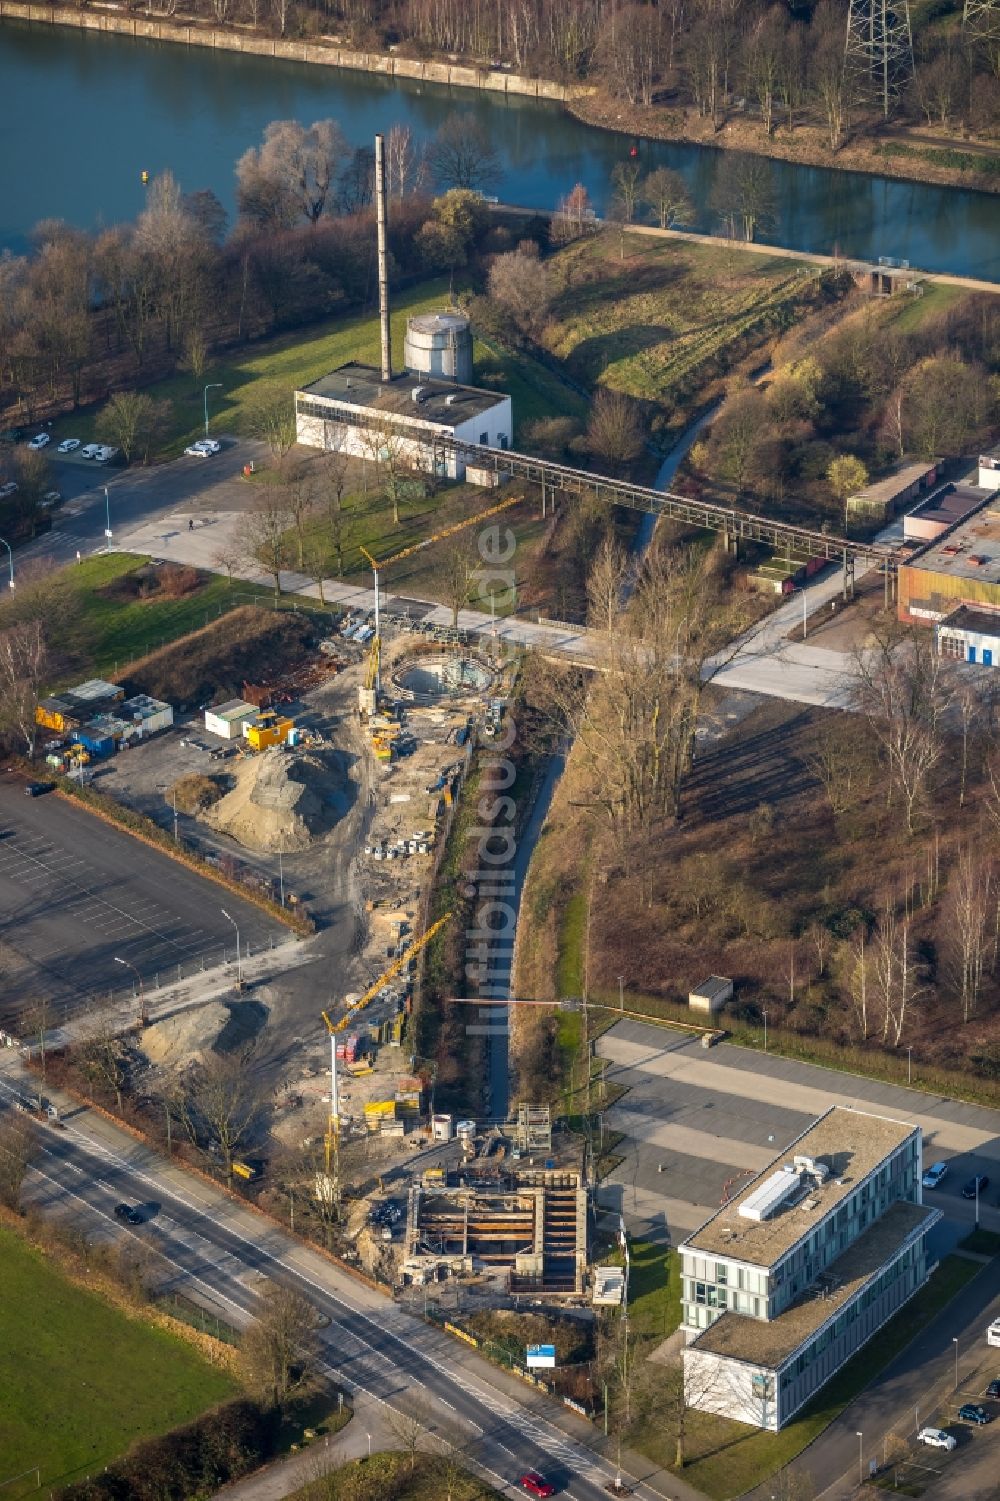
[204,746,345,853]
[119,606,315,710]
[141,1002,230,1068]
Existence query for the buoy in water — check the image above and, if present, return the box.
[141,170,150,185]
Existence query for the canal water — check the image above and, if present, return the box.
[2,18,1000,279]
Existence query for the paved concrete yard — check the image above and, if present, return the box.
[597,1019,1000,1246]
[0,773,285,1027]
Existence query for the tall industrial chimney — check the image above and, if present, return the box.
[375,132,392,384]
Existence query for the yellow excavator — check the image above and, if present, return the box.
[320,912,452,1183]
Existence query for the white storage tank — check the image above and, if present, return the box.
[404,311,473,385]
[431,1113,454,1142]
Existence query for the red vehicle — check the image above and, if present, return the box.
[519,1474,556,1499]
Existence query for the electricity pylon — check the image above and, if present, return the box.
[845,0,915,118]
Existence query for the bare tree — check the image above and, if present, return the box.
[77,997,130,1112]
[805,715,874,815]
[586,536,631,634]
[487,243,554,341]
[585,390,643,475]
[428,113,501,191]
[240,1280,319,1404]
[441,537,475,628]
[211,540,243,585]
[98,390,170,465]
[943,849,993,1022]
[387,1406,427,1473]
[710,153,777,242]
[243,384,297,460]
[244,488,294,600]
[358,416,414,527]
[853,629,949,835]
[642,167,695,229]
[870,897,921,1047]
[745,7,786,135]
[177,1043,268,1183]
[387,123,426,200]
[551,183,596,244]
[610,160,644,225]
[237,119,348,227]
[0,619,49,756]
[0,1112,37,1212]
[280,459,316,569]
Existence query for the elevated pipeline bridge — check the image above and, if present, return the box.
[308,392,899,596]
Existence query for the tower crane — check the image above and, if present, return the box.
[320,911,452,1187]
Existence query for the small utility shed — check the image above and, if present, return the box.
[205,699,257,740]
[689,976,733,1014]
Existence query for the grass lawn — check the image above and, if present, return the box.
[95,278,586,459]
[543,234,816,426]
[630,1254,982,1500]
[629,1241,683,1341]
[0,1225,235,1496]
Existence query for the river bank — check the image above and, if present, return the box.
[0,0,586,101]
[567,88,1000,198]
[5,0,1000,200]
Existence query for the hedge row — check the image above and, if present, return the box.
[55,1399,280,1501]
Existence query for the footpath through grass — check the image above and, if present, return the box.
[632,1253,982,1500]
[0,1224,235,1496]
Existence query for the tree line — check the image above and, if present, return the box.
[0,114,508,437]
[128,0,1000,139]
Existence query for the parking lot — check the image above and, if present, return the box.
[596,1019,1000,1248]
[0,772,286,1028]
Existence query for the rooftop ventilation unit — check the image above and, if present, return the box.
[738,1165,802,1222]
[793,1155,831,1184]
[411,386,427,405]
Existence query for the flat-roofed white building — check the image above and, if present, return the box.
[680,1106,939,1430]
[294,363,512,482]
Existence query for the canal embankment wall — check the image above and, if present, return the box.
[0,1,591,102]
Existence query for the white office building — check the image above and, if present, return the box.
[680,1107,939,1431]
[294,363,512,482]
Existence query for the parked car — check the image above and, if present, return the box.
[922,1161,949,1190]
[985,1378,1000,1399]
[519,1475,556,1499]
[94,445,118,464]
[27,433,50,450]
[917,1428,956,1450]
[80,443,102,459]
[41,491,62,507]
[988,1319,1000,1349]
[24,781,55,797]
[199,438,221,454]
[963,1174,990,1199]
[958,1404,991,1425]
[113,1203,143,1225]
[57,437,81,453]
[184,439,217,457]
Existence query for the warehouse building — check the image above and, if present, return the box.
[902,483,986,544]
[897,498,1000,625]
[845,459,939,523]
[294,363,512,482]
[680,1106,938,1431]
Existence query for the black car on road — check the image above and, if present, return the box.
[962,1174,990,1199]
[113,1204,143,1225]
[24,781,55,797]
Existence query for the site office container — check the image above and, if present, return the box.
[244,713,294,752]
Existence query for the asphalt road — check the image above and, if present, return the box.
[0,774,285,1026]
[0,1062,691,1501]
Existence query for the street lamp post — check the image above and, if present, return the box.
[618,974,624,1012]
[114,956,147,1027]
[366,1432,372,1460]
[220,907,242,988]
[907,1046,912,1085]
[104,487,113,550]
[203,383,223,439]
[762,1008,768,1053]
[953,1337,959,1388]
[856,1432,863,1486]
[0,536,13,589]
